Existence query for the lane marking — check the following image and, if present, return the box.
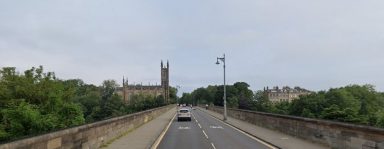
[202,130,209,139]
[209,125,223,129]
[192,113,199,123]
[211,143,217,149]
[198,123,202,129]
[178,126,190,130]
[198,108,278,149]
[151,113,176,149]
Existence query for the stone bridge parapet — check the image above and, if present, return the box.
[208,106,384,149]
[0,105,174,149]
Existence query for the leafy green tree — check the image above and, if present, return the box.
[0,66,85,141]
[169,87,178,104]
[1,102,46,140]
[74,92,101,123]
[272,101,291,115]
[191,87,211,105]
[234,82,253,110]
[252,90,273,112]
[214,85,239,107]
[289,92,327,118]
[57,102,85,127]
[180,93,192,105]
[205,85,217,104]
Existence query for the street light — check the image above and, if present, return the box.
[216,54,227,121]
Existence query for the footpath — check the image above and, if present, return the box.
[105,107,176,149]
[198,107,329,149]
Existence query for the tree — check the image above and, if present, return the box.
[191,87,211,105]
[0,66,84,141]
[169,87,178,104]
[180,93,192,105]
[252,90,273,112]
[234,82,253,110]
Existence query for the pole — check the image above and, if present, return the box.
[223,54,227,121]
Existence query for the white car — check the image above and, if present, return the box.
[177,108,192,121]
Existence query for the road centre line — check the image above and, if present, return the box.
[211,143,217,149]
[202,130,209,139]
[198,123,202,129]
[192,113,199,123]
[151,113,176,149]
[199,109,278,149]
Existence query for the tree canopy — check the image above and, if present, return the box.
[0,66,173,142]
[186,83,384,128]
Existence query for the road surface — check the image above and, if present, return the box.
[157,107,276,149]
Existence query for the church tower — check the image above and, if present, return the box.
[161,60,170,103]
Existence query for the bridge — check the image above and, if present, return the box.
[0,105,383,149]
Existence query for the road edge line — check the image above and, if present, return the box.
[150,113,177,149]
[197,107,281,149]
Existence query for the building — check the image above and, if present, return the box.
[116,61,170,104]
[264,86,311,102]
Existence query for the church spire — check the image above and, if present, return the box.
[161,60,163,68]
[123,76,125,87]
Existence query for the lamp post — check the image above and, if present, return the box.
[216,54,227,121]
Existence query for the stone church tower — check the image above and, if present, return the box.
[161,60,170,103]
[118,61,170,104]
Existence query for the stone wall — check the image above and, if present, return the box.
[0,105,174,149]
[208,106,384,149]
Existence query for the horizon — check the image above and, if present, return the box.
[3,66,383,94]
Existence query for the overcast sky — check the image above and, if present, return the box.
[1,0,384,93]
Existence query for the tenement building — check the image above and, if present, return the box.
[264,86,311,102]
[116,61,170,104]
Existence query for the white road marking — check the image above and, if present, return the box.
[209,125,223,129]
[211,143,217,149]
[151,113,176,149]
[202,130,209,139]
[178,126,190,130]
[201,109,278,149]
[198,123,202,129]
[192,113,199,123]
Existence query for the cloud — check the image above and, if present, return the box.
[1,0,384,92]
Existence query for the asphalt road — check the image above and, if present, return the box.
[157,107,275,149]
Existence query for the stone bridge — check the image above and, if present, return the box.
[1,105,384,149]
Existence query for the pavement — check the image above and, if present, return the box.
[105,107,177,149]
[198,107,329,149]
[157,107,274,149]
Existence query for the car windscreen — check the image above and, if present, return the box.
[179,110,189,113]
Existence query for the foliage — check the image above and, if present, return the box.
[0,66,170,142]
[169,87,178,104]
[187,82,384,128]
[179,93,192,105]
[258,84,384,128]
[182,82,254,109]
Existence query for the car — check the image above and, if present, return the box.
[177,108,192,121]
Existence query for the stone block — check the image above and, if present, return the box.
[362,141,376,149]
[47,138,62,149]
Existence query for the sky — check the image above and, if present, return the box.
[1,0,384,94]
